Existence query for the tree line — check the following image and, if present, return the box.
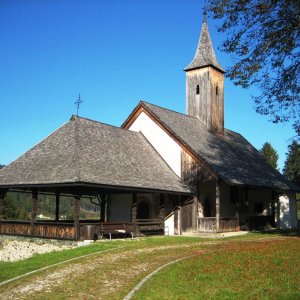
[260,140,300,186]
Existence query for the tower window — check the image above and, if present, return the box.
[196,85,200,95]
[216,86,219,96]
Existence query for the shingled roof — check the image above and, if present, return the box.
[184,18,224,72]
[0,116,191,194]
[137,101,299,192]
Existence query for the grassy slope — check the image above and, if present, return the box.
[134,237,300,300]
[1,233,299,299]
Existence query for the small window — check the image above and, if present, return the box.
[196,85,200,95]
[216,86,219,96]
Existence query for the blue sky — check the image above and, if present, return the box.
[0,0,295,171]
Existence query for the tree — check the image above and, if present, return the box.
[260,142,279,170]
[209,0,300,135]
[283,140,300,186]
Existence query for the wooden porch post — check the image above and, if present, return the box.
[271,191,276,227]
[132,193,137,223]
[74,195,81,240]
[0,190,7,221]
[100,200,106,222]
[159,194,166,232]
[235,197,240,230]
[55,193,60,222]
[216,180,220,232]
[132,193,138,236]
[245,188,249,227]
[31,190,38,236]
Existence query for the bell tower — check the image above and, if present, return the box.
[185,9,225,135]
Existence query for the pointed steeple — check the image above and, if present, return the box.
[184,9,224,73]
[185,6,225,135]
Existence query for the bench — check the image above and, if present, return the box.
[98,223,136,240]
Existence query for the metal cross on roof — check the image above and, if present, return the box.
[75,93,83,116]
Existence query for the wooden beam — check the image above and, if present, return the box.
[132,193,137,223]
[193,196,198,232]
[235,195,240,226]
[245,188,249,225]
[55,193,60,222]
[74,195,81,240]
[159,194,166,232]
[31,190,38,236]
[216,180,220,232]
[0,191,6,221]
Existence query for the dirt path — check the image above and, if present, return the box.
[0,237,291,300]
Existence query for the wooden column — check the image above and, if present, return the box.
[74,195,81,240]
[132,193,137,223]
[159,194,165,232]
[193,196,199,232]
[245,188,249,227]
[55,193,60,222]
[31,190,38,236]
[132,193,138,236]
[271,191,276,227]
[216,180,220,232]
[235,197,240,230]
[100,199,106,222]
[0,190,6,221]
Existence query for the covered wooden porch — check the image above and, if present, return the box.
[0,185,185,240]
[193,180,280,233]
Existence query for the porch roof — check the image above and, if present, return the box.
[132,101,300,192]
[0,116,191,194]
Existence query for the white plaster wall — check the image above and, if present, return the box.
[165,213,175,236]
[129,112,182,177]
[278,193,297,229]
[108,194,132,222]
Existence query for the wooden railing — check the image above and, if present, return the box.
[0,219,166,240]
[197,217,239,232]
[0,220,75,239]
[136,219,163,234]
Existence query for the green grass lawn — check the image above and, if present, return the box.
[134,237,300,300]
[0,233,299,299]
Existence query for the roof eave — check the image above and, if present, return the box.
[0,181,192,195]
[184,64,225,74]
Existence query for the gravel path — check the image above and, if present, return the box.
[0,236,76,262]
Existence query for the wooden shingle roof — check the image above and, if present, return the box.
[136,101,299,192]
[0,116,191,194]
[184,19,224,73]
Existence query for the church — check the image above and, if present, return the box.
[0,11,298,240]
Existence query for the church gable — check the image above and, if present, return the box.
[122,103,182,178]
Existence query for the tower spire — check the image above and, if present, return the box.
[184,6,225,135]
[184,4,224,73]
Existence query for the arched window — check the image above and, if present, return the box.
[216,86,219,96]
[196,85,200,95]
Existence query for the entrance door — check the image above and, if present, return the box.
[137,201,150,219]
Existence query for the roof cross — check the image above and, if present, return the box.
[203,0,207,23]
[74,93,83,116]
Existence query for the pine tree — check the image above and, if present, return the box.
[260,142,279,171]
[283,140,300,186]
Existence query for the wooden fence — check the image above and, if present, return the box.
[197,217,239,232]
[0,220,75,239]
